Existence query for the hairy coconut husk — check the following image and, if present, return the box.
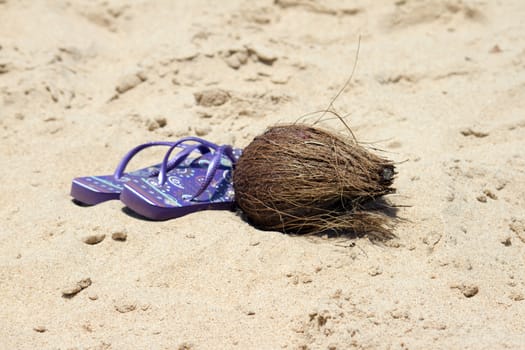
[233,124,397,240]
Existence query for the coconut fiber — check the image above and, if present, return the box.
[233,124,397,240]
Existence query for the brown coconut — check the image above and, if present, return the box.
[233,124,396,240]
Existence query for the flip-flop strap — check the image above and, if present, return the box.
[164,143,211,174]
[190,144,236,200]
[158,137,221,185]
[114,137,221,180]
[113,141,176,180]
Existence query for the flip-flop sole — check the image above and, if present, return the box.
[71,143,199,205]
[120,149,241,220]
[71,167,159,205]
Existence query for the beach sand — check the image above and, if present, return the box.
[1,0,525,348]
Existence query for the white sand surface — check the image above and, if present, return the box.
[1,1,525,349]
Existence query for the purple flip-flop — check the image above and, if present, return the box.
[120,138,242,220]
[71,139,213,205]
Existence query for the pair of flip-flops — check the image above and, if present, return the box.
[71,137,242,220]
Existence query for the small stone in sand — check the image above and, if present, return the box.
[111,231,127,241]
[62,284,82,296]
[0,62,11,74]
[33,325,47,333]
[116,71,147,94]
[462,286,479,298]
[452,284,479,298]
[82,234,106,245]
[115,303,136,313]
[368,266,382,276]
[155,116,167,127]
[270,72,290,84]
[194,89,230,107]
[390,309,410,320]
[246,44,278,64]
[62,278,92,297]
[500,236,511,246]
[301,275,313,284]
[476,195,487,203]
[196,110,213,119]
[509,291,524,302]
[483,189,497,200]
[224,50,249,69]
[194,126,211,136]
[78,278,92,289]
[224,54,242,69]
[178,342,195,350]
[146,117,167,131]
[460,128,489,138]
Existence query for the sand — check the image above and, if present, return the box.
[1,0,525,349]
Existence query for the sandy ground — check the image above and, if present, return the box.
[1,0,525,349]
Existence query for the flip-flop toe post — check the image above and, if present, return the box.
[120,138,242,220]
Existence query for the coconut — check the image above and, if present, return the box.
[233,124,396,240]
